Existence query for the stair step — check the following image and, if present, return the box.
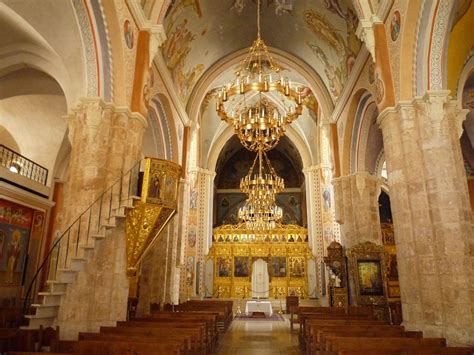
[90,234,105,240]
[38,292,64,296]
[25,314,56,319]
[57,268,75,273]
[79,243,94,249]
[101,223,115,229]
[31,303,60,310]
[57,268,77,283]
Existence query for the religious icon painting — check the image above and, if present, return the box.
[164,175,175,201]
[123,19,134,49]
[289,257,305,277]
[271,256,286,277]
[217,257,231,277]
[233,256,249,277]
[368,63,375,84]
[357,260,384,296]
[188,228,196,248]
[390,11,401,41]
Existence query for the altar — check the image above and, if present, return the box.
[245,300,273,317]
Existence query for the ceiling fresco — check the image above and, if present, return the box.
[162,0,362,104]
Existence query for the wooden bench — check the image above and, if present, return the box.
[324,336,447,352]
[300,318,386,351]
[53,338,185,355]
[145,311,218,346]
[306,327,421,354]
[338,349,474,355]
[104,324,204,354]
[176,300,233,332]
[78,333,189,354]
[117,320,208,354]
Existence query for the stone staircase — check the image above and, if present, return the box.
[22,160,143,329]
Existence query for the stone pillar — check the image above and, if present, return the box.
[64,99,146,223]
[303,166,323,254]
[333,172,382,248]
[57,99,146,338]
[195,169,216,296]
[378,91,474,346]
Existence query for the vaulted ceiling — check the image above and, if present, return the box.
[161,0,362,104]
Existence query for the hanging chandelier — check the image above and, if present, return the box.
[238,148,284,230]
[216,0,303,152]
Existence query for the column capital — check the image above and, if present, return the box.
[66,98,148,128]
[189,167,216,178]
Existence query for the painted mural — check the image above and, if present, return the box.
[162,19,204,101]
[162,0,362,104]
[304,3,360,99]
[0,200,33,285]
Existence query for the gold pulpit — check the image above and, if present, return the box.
[125,158,181,276]
[207,224,313,299]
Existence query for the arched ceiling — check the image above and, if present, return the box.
[162,0,361,104]
[215,135,304,188]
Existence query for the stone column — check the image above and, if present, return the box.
[64,99,146,224]
[195,169,216,295]
[333,172,383,248]
[378,91,474,346]
[57,98,146,338]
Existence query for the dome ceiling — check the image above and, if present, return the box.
[162,0,362,104]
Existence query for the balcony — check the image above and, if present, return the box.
[0,145,50,197]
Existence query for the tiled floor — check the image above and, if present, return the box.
[216,316,299,355]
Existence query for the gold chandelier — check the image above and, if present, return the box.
[238,148,284,230]
[216,0,303,152]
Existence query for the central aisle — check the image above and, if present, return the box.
[216,316,299,355]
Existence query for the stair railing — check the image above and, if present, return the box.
[22,160,142,317]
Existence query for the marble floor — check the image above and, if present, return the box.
[216,316,299,355]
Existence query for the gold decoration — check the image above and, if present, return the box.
[208,223,313,299]
[125,158,181,276]
[216,0,303,152]
[238,149,284,230]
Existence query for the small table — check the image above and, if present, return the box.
[245,301,273,317]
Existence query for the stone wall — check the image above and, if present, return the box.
[56,220,129,340]
[333,172,383,248]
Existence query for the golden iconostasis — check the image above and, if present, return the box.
[207,224,314,299]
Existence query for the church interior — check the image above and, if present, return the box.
[0,0,473,353]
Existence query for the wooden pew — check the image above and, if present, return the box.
[306,327,421,354]
[145,311,218,347]
[338,349,474,355]
[117,320,208,354]
[100,325,201,354]
[299,313,382,345]
[176,301,233,332]
[78,333,189,354]
[291,306,347,330]
[324,336,447,353]
[0,328,38,352]
[76,340,182,354]
[300,318,386,352]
